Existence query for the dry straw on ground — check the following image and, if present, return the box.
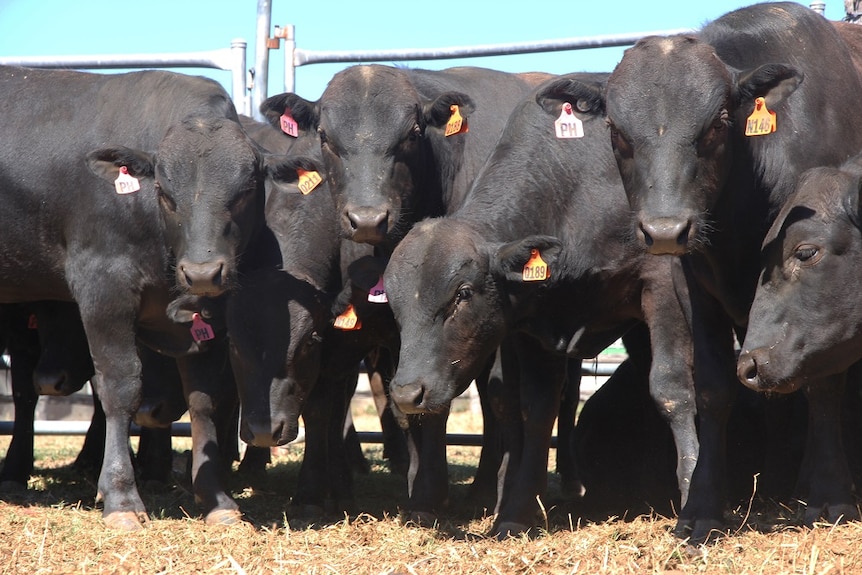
[1,410,862,575]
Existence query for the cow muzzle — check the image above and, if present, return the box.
[239,417,298,447]
[33,370,75,396]
[736,348,799,394]
[178,259,228,296]
[638,216,693,256]
[343,206,389,245]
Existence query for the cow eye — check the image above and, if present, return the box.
[408,123,422,142]
[607,121,633,159]
[456,286,473,304]
[156,184,177,213]
[317,127,328,146]
[794,244,820,264]
[697,110,728,156]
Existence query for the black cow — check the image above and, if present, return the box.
[602,2,862,538]
[0,65,299,529]
[255,66,553,520]
[383,73,699,537]
[737,157,862,518]
[0,301,95,488]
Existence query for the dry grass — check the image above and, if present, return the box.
[2,405,862,575]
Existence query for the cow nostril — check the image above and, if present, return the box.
[677,221,691,246]
[737,353,759,386]
[640,224,654,247]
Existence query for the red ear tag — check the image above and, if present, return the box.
[367,276,388,303]
[744,97,777,137]
[334,304,362,330]
[445,104,469,137]
[522,249,550,282]
[297,169,323,195]
[554,102,584,139]
[114,166,141,195]
[280,108,299,137]
[190,313,215,342]
[28,314,38,330]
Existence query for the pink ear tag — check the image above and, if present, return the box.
[190,313,215,342]
[28,314,38,330]
[367,276,388,303]
[554,103,584,139]
[114,166,141,195]
[280,108,299,137]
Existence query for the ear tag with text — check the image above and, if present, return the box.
[744,97,776,137]
[279,108,299,137]
[190,313,215,342]
[114,166,141,195]
[334,304,362,330]
[297,169,323,195]
[554,102,584,139]
[444,104,468,137]
[522,249,550,282]
[367,276,388,303]
[28,314,38,330]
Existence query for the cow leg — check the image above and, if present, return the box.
[672,261,736,543]
[364,349,408,477]
[74,389,106,476]
[556,360,584,501]
[798,373,857,526]
[403,410,450,525]
[470,350,503,509]
[292,372,334,518]
[0,333,40,489]
[492,334,566,538]
[174,341,241,526]
[136,426,174,487]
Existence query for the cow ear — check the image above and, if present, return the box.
[260,93,319,132]
[423,92,476,128]
[536,76,606,118]
[735,64,803,110]
[491,235,563,284]
[86,147,155,182]
[264,154,326,195]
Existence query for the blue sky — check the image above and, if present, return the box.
[0,1,849,109]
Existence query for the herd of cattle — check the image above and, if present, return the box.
[4,1,862,544]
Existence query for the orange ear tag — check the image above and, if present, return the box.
[297,169,323,195]
[744,97,777,137]
[115,166,141,195]
[554,102,584,139]
[334,304,362,330]
[444,104,469,137]
[280,108,299,137]
[367,276,388,303]
[190,313,215,342]
[522,249,550,282]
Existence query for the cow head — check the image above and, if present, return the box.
[30,301,94,396]
[261,65,474,246]
[737,164,862,393]
[227,267,329,447]
[87,116,271,298]
[384,218,561,414]
[605,35,801,255]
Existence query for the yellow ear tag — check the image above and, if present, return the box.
[334,304,362,330]
[444,104,468,137]
[522,249,550,282]
[744,97,777,137]
[297,169,322,195]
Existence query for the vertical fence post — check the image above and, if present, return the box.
[282,24,296,95]
[252,0,272,120]
[230,38,250,117]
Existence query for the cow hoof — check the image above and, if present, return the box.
[559,478,586,501]
[490,521,530,539]
[205,508,244,526]
[674,518,726,544]
[803,502,859,527]
[403,510,438,528]
[104,511,149,530]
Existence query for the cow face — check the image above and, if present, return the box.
[384,219,560,414]
[227,267,328,447]
[87,117,267,298]
[737,166,862,393]
[605,35,801,255]
[261,65,474,246]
